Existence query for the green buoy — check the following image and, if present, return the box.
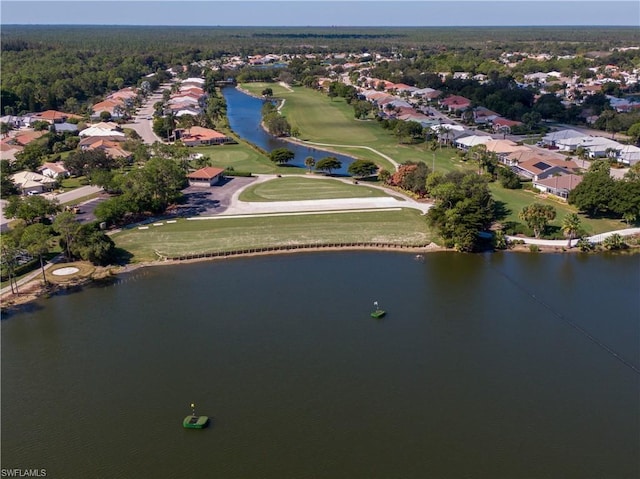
[183,402,209,429]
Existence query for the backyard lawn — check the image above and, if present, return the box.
[192,139,284,174]
[489,183,627,236]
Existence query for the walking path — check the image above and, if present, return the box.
[506,227,640,247]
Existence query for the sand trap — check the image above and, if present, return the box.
[52,267,80,276]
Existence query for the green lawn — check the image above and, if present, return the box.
[489,183,627,236]
[238,176,397,202]
[113,209,436,262]
[192,139,284,174]
[239,82,467,174]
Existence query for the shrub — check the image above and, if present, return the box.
[529,244,540,253]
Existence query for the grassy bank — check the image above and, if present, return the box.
[113,209,436,262]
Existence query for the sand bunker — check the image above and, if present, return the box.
[52,267,80,276]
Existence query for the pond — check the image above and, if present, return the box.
[2,251,639,478]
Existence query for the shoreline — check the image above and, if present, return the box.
[5,241,638,316]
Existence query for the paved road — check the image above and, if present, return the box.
[122,83,174,144]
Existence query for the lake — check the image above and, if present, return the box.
[2,251,639,478]
[222,86,356,175]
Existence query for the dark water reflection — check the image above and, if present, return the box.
[223,86,356,175]
[2,252,639,478]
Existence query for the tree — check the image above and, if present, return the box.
[519,203,556,238]
[353,100,373,120]
[627,122,640,146]
[0,231,22,294]
[261,88,273,97]
[561,213,582,248]
[269,148,295,165]
[426,171,495,252]
[347,160,378,178]
[72,223,116,265]
[0,161,19,198]
[304,156,316,173]
[20,223,53,286]
[568,166,616,217]
[4,195,60,225]
[315,157,342,175]
[497,167,520,189]
[53,211,82,261]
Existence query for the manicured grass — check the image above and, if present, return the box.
[489,183,627,236]
[192,140,283,174]
[239,82,468,173]
[112,209,436,262]
[238,176,395,202]
[59,177,88,190]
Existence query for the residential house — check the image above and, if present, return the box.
[473,107,500,125]
[10,171,57,195]
[31,110,82,124]
[38,162,70,179]
[79,122,125,138]
[0,115,25,129]
[484,139,530,162]
[10,130,47,147]
[510,155,578,181]
[492,117,523,133]
[187,166,225,186]
[454,134,492,150]
[0,141,23,162]
[533,174,583,200]
[439,95,472,113]
[84,139,132,160]
[540,129,585,147]
[91,99,126,120]
[411,88,441,101]
[616,144,640,166]
[175,126,233,146]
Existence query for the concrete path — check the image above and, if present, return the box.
[218,174,432,216]
[507,227,640,247]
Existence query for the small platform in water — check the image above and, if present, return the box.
[371,301,386,319]
[183,415,209,429]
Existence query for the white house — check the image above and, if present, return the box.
[11,171,57,195]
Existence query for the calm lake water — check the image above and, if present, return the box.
[222,86,356,175]
[2,251,639,478]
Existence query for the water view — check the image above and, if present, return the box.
[2,252,639,478]
[222,86,356,175]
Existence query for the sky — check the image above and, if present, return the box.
[1,1,639,27]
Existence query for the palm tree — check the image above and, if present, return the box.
[561,213,582,248]
[304,156,315,174]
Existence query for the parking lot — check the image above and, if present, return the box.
[173,175,258,217]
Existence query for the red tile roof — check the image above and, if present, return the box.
[187,167,225,180]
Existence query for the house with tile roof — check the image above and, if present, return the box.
[38,162,70,179]
[187,166,225,187]
[175,127,233,146]
[91,99,126,120]
[0,141,23,162]
[533,174,583,200]
[439,95,472,112]
[510,156,578,181]
[11,170,57,195]
[79,122,125,138]
[31,110,83,124]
